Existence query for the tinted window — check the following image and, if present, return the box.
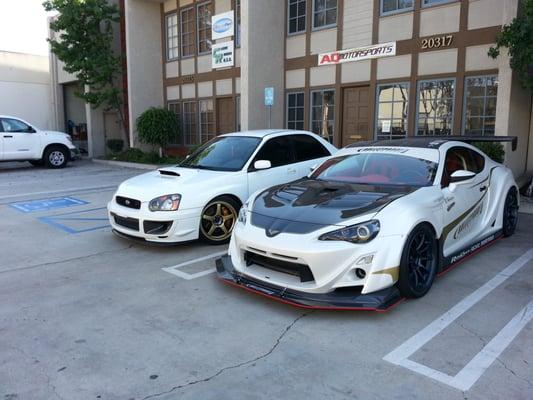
[1,118,30,133]
[291,135,330,162]
[180,136,260,171]
[253,136,295,168]
[441,147,484,187]
[312,153,437,186]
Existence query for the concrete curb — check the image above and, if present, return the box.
[91,158,161,170]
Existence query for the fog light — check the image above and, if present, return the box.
[355,268,366,279]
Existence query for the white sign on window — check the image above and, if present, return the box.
[212,41,234,69]
[211,11,234,40]
[382,120,391,133]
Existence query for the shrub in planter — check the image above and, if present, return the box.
[473,141,505,163]
[136,107,179,156]
[106,139,124,153]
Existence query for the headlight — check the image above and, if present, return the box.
[237,202,248,225]
[149,194,181,211]
[318,220,380,244]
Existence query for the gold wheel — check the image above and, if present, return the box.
[200,199,238,243]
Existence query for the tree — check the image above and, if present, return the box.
[488,0,533,91]
[43,0,129,146]
[136,108,180,157]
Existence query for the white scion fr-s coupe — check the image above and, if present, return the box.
[107,130,336,245]
[216,136,520,311]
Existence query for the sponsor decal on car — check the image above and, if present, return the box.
[356,147,410,154]
[449,234,495,264]
[453,202,483,240]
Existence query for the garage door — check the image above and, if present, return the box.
[342,86,371,146]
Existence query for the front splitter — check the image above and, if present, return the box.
[216,255,404,312]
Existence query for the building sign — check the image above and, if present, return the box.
[420,34,454,50]
[318,42,396,66]
[211,11,234,40]
[212,41,234,69]
[264,87,274,106]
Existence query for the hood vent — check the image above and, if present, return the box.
[159,169,180,177]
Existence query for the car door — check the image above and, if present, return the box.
[289,134,332,177]
[440,146,489,257]
[0,118,39,160]
[247,135,298,196]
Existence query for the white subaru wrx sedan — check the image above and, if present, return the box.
[107,130,336,245]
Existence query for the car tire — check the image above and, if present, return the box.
[44,145,68,169]
[502,187,519,237]
[397,224,438,298]
[29,160,44,167]
[199,196,240,245]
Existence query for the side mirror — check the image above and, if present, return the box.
[253,160,271,170]
[450,170,476,183]
[27,126,36,133]
[449,170,476,192]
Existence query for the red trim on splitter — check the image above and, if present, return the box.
[219,278,406,313]
[437,234,503,277]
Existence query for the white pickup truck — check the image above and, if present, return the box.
[0,115,79,168]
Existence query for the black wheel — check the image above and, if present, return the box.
[398,224,438,298]
[502,187,519,237]
[29,160,44,167]
[199,196,240,245]
[44,146,68,168]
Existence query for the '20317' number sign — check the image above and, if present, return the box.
[421,35,454,50]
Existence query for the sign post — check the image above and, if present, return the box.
[264,87,274,129]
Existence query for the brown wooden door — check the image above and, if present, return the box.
[342,86,371,146]
[217,97,235,134]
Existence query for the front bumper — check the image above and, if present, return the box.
[216,255,403,312]
[69,147,80,160]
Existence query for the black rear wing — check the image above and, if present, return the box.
[421,135,518,151]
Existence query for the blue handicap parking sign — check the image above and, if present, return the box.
[264,87,274,106]
[9,197,89,213]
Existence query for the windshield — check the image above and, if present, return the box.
[311,153,438,186]
[180,136,261,171]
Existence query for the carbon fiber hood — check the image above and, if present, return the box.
[251,179,418,233]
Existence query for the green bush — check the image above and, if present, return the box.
[109,148,182,165]
[473,142,505,163]
[136,107,179,152]
[106,138,124,153]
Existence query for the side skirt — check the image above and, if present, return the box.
[437,230,503,277]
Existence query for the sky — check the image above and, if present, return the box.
[0,0,56,56]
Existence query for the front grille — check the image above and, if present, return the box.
[116,196,141,210]
[143,220,172,235]
[244,251,315,283]
[112,213,140,231]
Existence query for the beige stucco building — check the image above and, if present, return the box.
[54,0,533,180]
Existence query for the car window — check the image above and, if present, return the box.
[1,118,31,133]
[253,136,295,168]
[311,153,437,186]
[441,147,482,187]
[180,136,261,171]
[290,134,330,162]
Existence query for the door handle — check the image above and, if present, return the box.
[3,135,13,138]
[479,186,487,192]
[287,167,297,174]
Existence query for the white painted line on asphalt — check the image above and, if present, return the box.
[0,185,117,201]
[162,250,228,280]
[384,248,533,391]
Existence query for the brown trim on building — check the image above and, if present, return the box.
[118,0,130,136]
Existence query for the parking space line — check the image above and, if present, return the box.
[162,250,227,280]
[384,248,533,391]
[0,185,117,202]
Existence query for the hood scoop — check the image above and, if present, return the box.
[159,169,180,177]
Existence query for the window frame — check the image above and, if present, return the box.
[286,91,306,131]
[380,0,414,17]
[462,74,498,136]
[374,82,410,141]
[312,0,337,31]
[235,0,241,47]
[236,95,241,131]
[287,0,307,36]
[198,98,215,143]
[415,77,456,136]
[182,101,199,146]
[165,13,179,61]
[310,88,335,143]
[180,7,195,58]
[422,0,457,8]
[196,0,212,56]
[167,102,182,144]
